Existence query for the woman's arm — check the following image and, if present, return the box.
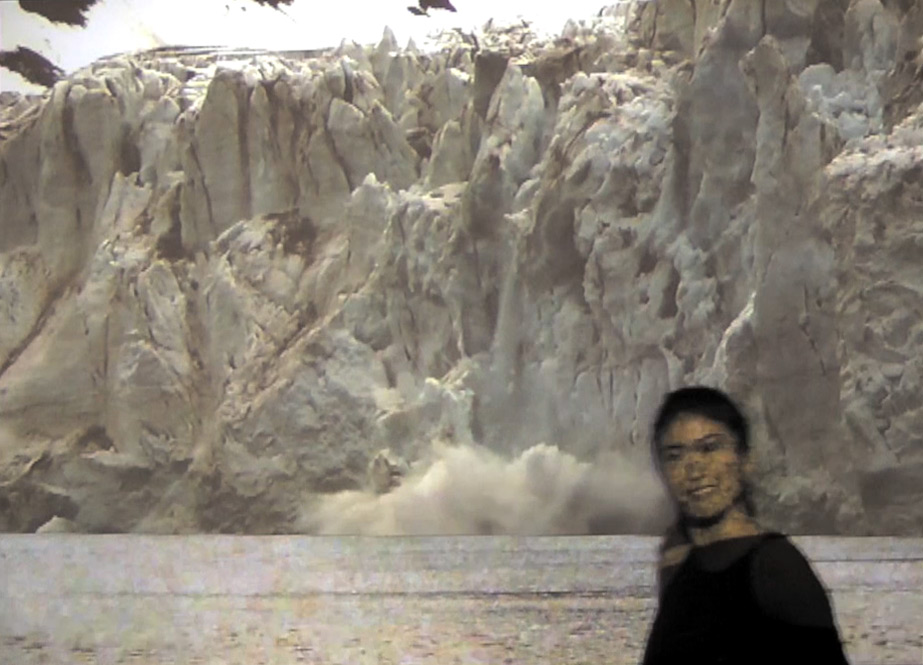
[751,536,851,664]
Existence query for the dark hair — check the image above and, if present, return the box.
[651,386,756,518]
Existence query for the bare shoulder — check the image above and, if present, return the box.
[658,525,691,569]
[655,526,690,595]
[660,542,692,568]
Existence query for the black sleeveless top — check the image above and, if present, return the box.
[642,533,850,665]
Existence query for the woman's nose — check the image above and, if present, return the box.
[684,453,707,474]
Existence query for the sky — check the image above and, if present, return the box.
[1,0,618,93]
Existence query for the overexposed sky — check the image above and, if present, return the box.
[1,0,615,93]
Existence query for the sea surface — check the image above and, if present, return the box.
[1,535,921,664]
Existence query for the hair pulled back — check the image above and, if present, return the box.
[651,386,757,529]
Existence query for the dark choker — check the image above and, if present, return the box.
[681,509,729,530]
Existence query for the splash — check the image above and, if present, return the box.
[303,441,672,535]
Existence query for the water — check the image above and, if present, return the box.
[1,536,921,664]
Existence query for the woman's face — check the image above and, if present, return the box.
[658,413,746,520]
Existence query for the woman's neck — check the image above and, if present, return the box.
[686,504,761,547]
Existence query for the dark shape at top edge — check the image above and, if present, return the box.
[18,0,99,27]
[0,46,63,88]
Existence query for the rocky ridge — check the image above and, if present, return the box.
[0,1,921,535]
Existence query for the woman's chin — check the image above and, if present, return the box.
[680,501,725,520]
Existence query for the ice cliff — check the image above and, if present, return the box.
[1,0,922,535]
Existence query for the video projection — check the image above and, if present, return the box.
[1,1,921,663]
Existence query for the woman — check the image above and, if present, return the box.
[641,386,850,664]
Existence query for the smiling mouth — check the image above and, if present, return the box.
[689,486,716,497]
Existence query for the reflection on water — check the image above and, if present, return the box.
[1,536,921,664]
